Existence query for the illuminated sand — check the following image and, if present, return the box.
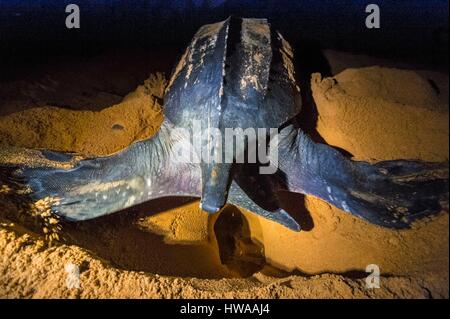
[0,56,448,298]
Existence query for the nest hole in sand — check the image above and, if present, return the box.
[57,197,272,279]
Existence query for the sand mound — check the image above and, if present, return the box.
[312,66,448,161]
[0,73,165,156]
[0,61,448,298]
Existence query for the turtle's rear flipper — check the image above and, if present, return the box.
[228,162,301,231]
[0,147,152,221]
[279,127,449,228]
[0,124,202,221]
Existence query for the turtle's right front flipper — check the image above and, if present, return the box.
[0,120,201,221]
[277,126,449,228]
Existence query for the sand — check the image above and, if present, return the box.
[0,52,448,298]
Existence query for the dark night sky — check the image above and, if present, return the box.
[0,0,448,71]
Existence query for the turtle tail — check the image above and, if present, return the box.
[279,128,449,228]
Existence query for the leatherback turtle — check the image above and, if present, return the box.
[0,17,448,232]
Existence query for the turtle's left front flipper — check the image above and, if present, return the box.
[277,126,449,228]
[0,121,201,221]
